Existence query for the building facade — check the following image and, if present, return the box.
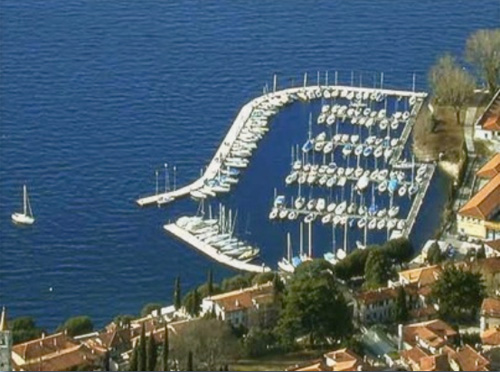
[0,308,12,372]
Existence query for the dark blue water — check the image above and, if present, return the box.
[1,1,498,330]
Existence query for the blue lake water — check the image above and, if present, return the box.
[1,0,498,330]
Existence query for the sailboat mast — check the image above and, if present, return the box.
[287,232,292,262]
[23,185,27,215]
[299,222,304,256]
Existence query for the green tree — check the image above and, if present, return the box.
[57,316,93,337]
[162,325,169,371]
[114,314,134,327]
[141,303,163,317]
[187,350,193,371]
[183,288,202,317]
[277,260,352,348]
[174,276,182,311]
[147,335,157,371]
[129,345,139,371]
[427,241,444,265]
[431,265,486,322]
[10,317,43,344]
[477,244,486,259]
[384,238,413,264]
[465,29,500,96]
[138,324,147,371]
[207,269,214,297]
[429,53,475,124]
[242,328,276,358]
[251,272,276,285]
[171,319,239,371]
[394,286,409,322]
[221,273,255,291]
[364,249,393,289]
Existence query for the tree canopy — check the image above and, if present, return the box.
[465,28,500,96]
[10,317,43,344]
[277,260,352,348]
[141,303,162,317]
[171,319,239,371]
[431,265,486,322]
[394,286,409,322]
[429,54,475,124]
[364,249,393,289]
[427,241,444,265]
[57,316,93,337]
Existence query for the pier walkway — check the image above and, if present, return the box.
[164,223,271,273]
[402,163,436,236]
[136,84,426,207]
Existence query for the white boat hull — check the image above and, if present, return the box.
[12,213,34,225]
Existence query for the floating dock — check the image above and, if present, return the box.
[136,84,426,207]
[164,223,271,273]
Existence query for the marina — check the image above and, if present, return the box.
[136,76,434,272]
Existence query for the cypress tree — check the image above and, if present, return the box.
[138,324,147,371]
[207,269,214,296]
[129,345,139,371]
[394,286,409,322]
[193,288,201,316]
[174,277,181,310]
[187,351,193,371]
[147,335,157,371]
[162,325,169,371]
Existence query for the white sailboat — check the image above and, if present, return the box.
[12,185,35,225]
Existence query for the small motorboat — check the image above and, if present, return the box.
[307,199,317,210]
[368,219,377,230]
[327,202,337,213]
[321,214,332,224]
[269,208,278,220]
[316,198,326,212]
[377,219,386,230]
[357,218,367,229]
[378,180,388,193]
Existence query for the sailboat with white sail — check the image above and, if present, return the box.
[12,185,35,225]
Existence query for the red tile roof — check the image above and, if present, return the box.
[477,154,500,179]
[481,327,500,345]
[356,287,397,305]
[398,265,442,287]
[459,173,500,220]
[481,297,500,318]
[485,239,500,253]
[449,345,490,371]
[209,282,274,312]
[479,89,500,131]
[12,332,79,363]
[403,319,457,349]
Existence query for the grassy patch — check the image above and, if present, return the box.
[413,104,464,162]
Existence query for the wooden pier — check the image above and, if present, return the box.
[164,223,271,273]
[136,84,426,207]
[402,164,436,236]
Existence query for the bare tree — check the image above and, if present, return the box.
[465,29,500,96]
[429,54,475,124]
[171,319,239,371]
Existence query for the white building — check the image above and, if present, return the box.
[474,89,500,142]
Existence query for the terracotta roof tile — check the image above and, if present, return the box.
[485,239,500,253]
[400,346,429,365]
[398,265,442,286]
[209,282,274,312]
[355,287,397,305]
[12,332,79,362]
[419,353,451,371]
[481,327,500,345]
[481,297,500,318]
[403,319,457,349]
[459,173,500,220]
[477,154,500,179]
[479,89,500,131]
[449,345,490,371]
